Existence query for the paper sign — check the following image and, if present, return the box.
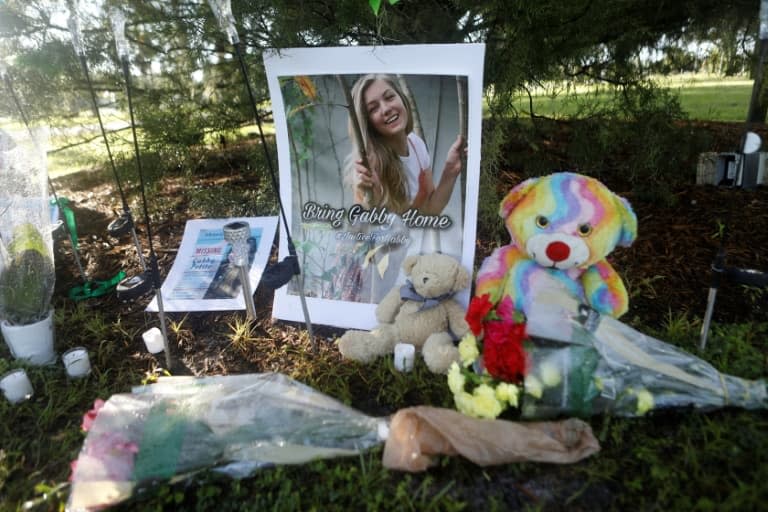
[146,217,278,312]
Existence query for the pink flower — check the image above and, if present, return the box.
[81,399,106,432]
[75,432,139,482]
[495,296,517,323]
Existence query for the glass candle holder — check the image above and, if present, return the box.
[394,343,415,372]
[63,347,92,378]
[0,369,34,404]
[142,327,165,354]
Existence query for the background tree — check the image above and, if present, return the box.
[0,0,764,179]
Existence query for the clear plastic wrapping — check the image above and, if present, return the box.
[0,128,55,325]
[67,373,385,511]
[522,291,767,419]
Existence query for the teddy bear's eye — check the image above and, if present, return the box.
[578,223,592,236]
[535,216,549,228]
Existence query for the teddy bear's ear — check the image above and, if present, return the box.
[615,196,638,247]
[402,254,420,275]
[452,264,471,292]
[499,177,538,219]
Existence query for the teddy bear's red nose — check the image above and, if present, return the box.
[546,241,570,262]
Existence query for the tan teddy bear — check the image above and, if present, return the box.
[337,252,470,374]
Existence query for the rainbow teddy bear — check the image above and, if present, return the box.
[475,172,637,318]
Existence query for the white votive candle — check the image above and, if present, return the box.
[142,327,165,354]
[394,343,415,372]
[0,369,34,404]
[62,347,91,378]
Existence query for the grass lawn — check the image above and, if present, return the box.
[514,74,754,122]
[664,75,753,121]
[0,112,275,179]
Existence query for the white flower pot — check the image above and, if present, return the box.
[1,309,56,365]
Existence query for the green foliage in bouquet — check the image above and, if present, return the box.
[0,222,55,325]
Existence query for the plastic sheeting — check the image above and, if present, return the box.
[67,373,386,511]
[0,128,50,250]
[67,293,766,510]
[67,372,602,511]
[0,128,54,324]
[523,290,767,418]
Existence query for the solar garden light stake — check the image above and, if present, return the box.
[110,8,171,368]
[208,0,315,349]
[67,4,151,302]
[223,221,257,320]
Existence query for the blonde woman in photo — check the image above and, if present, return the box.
[337,74,464,303]
[346,74,464,215]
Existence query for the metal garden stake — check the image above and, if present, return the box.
[699,224,768,350]
[223,221,257,319]
[67,5,151,302]
[110,8,171,367]
[207,0,315,349]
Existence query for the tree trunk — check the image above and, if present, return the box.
[747,39,768,123]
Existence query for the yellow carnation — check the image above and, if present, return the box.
[495,382,520,408]
[471,384,503,419]
[524,374,543,399]
[458,334,480,367]
[447,362,466,395]
[454,390,476,417]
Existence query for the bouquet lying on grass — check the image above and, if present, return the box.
[449,289,767,420]
[68,368,602,510]
[68,373,386,511]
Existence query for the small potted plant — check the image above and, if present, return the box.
[0,224,57,365]
[0,129,57,365]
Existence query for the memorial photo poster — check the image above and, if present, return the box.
[146,217,278,313]
[264,44,485,330]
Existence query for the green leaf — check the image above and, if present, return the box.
[369,0,398,15]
